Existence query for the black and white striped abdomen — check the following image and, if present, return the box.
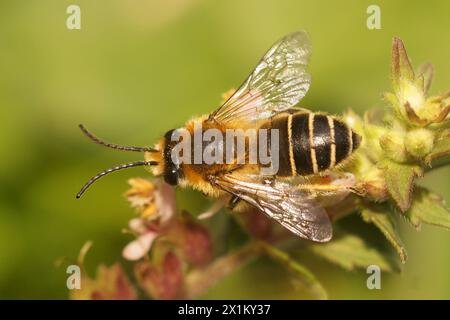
[266,112,361,177]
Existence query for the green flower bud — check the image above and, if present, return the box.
[405,128,434,159]
[380,131,408,162]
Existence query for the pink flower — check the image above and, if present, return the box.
[122,178,213,267]
[125,178,176,222]
[122,219,159,261]
[122,178,177,261]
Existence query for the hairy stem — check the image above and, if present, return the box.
[426,156,450,173]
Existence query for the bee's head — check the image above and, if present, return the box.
[161,129,183,186]
[76,124,160,199]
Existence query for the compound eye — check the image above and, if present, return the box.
[164,168,179,186]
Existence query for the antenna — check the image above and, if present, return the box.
[79,124,157,152]
[76,160,158,199]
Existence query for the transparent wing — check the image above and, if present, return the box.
[209,31,312,124]
[212,174,332,242]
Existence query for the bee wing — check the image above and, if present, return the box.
[209,31,311,124]
[212,174,332,242]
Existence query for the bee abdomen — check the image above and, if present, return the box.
[290,113,360,175]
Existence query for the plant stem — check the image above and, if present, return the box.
[426,156,450,173]
[258,242,328,299]
[183,242,260,298]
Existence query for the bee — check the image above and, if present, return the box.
[77,31,361,242]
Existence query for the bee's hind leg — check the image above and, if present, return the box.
[297,173,357,193]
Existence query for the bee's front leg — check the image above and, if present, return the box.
[197,193,232,220]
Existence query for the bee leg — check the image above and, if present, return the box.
[263,176,277,187]
[198,192,233,220]
[297,172,356,193]
[350,184,368,196]
[227,195,241,210]
[296,183,351,193]
[197,198,227,220]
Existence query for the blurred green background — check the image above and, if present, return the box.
[1,0,450,299]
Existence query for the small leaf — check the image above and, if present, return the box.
[309,233,399,272]
[78,240,93,268]
[260,242,327,299]
[391,37,415,91]
[434,104,450,123]
[360,205,408,263]
[383,92,399,109]
[378,160,423,212]
[363,121,387,161]
[417,63,434,94]
[379,132,408,162]
[404,102,429,126]
[425,130,450,165]
[405,187,450,230]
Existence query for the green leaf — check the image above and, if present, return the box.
[259,242,327,300]
[360,205,407,263]
[309,233,399,272]
[405,187,450,230]
[417,63,434,94]
[425,130,450,165]
[391,37,415,92]
[379,160,423,212]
